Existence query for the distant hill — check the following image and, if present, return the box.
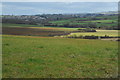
[1,11,118,30]
[98,11,118,15]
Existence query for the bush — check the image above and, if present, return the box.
[84,35,98,39]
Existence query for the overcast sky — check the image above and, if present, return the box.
[1,0,119,2]
[2,2,118,15]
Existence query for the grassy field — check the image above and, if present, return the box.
[2,23,78,31]
[50,16,116,24]
[2,23,79,32]
[64,30,119,37]
[2,35,118,78]
[29,27,78,31]
[50,19,117,24]
[49,15,118,29]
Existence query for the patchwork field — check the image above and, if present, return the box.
[49,15,118,29]
[2,23,119,38]
[2,35,118,78]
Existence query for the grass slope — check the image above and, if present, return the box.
[3,35,118,78]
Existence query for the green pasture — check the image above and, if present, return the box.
[29,27,79,32]
[50,15,117,28]
[3,35,118,78]
[2,23,79,31]
[50,17,90,24]
[85,20,117,23]
[51,19,117,24]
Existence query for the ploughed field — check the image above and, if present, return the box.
[2,35,118,78]
[2,27,71,37]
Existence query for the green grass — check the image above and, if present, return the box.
[50,17,96,24]
[66,30,119,37]
[2,23,79,32]
[51,19,117,24]
[85,20,117,23]
[49,15,117,29]
[29,27,79,31]
[3,35,118,78]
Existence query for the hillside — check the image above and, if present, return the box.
[1,12,118,30]
[48,15,118,30]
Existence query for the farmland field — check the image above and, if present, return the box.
[50,16,117,23]
[2,14,119,78]
[66,30,119,37]
[2,23,78,31]
[1,2,119,79]
[2,27,71,37]
[2,35,118,78]
[2,23,119,38]
[49,15,118,29]
[2,23,79,36]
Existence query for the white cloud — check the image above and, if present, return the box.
[1,0,120,2]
